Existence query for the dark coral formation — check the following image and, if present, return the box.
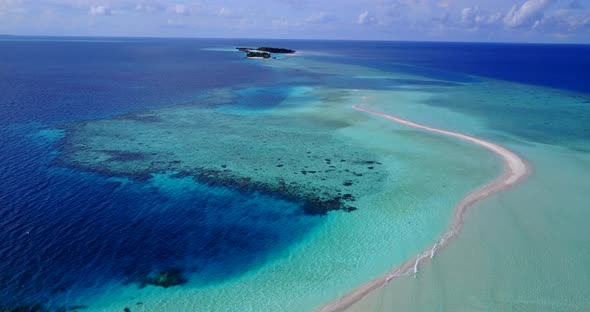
[57,107,387,216]
[173,168,361,215]
[99,150,146,162]
[140,268,187,288]
[57,144,386,215]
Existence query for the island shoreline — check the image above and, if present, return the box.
[316,105,532,312]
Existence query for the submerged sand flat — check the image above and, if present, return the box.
[318,105,530,312]
[341,80,590,311]
[59,103,389,215]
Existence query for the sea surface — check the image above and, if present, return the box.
[1,37,589,311]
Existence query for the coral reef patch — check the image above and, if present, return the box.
[58,102,387,215]
[139,268,187,288]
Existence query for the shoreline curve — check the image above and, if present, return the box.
[317,105,531,312]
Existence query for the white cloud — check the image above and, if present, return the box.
[461,6,483,28]
[271,18,291,28]
[169,4,189,16]
[217,7,230,17]
[305,11,336,24]
[460,5,502,30]
[163,18,190,29]
[0,0,22,16]
[135,3,164,13]
[371,0,435,29]
[437,0,450,9]
[357,11,376,25]
[503,0,552,28]
[284,0,308,9]
[89,4,110,16]
[0,0,588,43]
[487,12,502,24]
[532,9,590,33]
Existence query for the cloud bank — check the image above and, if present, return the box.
[0,0,587,43]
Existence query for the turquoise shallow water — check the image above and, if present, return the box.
[1,38,589,312]
[345,81,590,311]
[348,143,590,311]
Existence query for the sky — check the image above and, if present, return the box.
[0,0,589,43]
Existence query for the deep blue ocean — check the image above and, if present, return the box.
[1,37,589,310]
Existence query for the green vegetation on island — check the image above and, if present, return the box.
[236,47,295,59]
[256,47,295,54]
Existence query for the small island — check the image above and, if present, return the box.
[236,47,296,59]
[256,47,296,54]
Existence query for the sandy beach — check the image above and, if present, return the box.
[317,105,532,312]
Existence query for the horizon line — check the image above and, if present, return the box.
[1,34,589,46]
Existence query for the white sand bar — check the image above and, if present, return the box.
[317,105,531,312]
